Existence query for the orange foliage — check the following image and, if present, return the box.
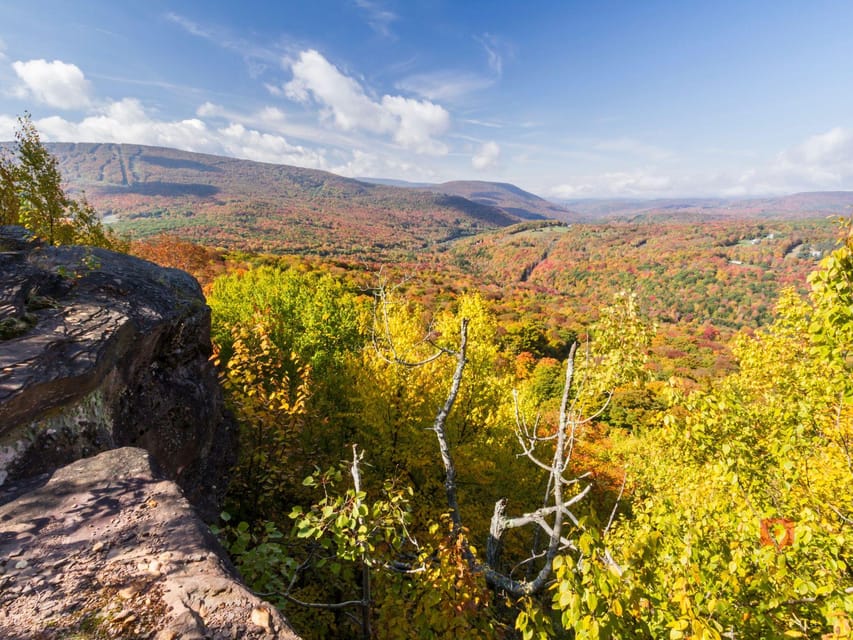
[131,234,227,288]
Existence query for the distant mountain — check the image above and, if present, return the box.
[46,143,519,253]
[558,192,853,221]
[423,180,580,222]
[358,177,435,188]
[361,177,580,222]
[734,191,853,217]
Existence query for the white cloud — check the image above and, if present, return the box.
[549,170,673,198]
[355,0,397,38]
[715,127,853,196]
[285,50,392,132]
[330,148,431,181]
[216,122,326,166]
[396,71,494,102]
[264,82,285,97]
[476,33,507,75]
[33,98,326,169]
[381,95,449,154]
[164,12,211,38]
[0,38,7,62]
[11,59,91,109]
[776,127,853,173]
[472,140,500,170]
[463,118,504,129]
[284,49,450,154]
[198,101,285,131]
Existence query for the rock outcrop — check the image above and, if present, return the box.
[0,226,235,518]
[0,447,299,639]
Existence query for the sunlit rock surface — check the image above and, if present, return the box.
[0,447,299,639]
[0,225,235,517]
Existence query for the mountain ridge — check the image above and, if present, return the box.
[28,142,853,255]
[45,142,520,253]
[359,177,580,222]
[558,192,853,220]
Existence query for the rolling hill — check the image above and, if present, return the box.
[47,143,520,254]
[559,192,853,221]
[359,177,580,222]
[424,181,579,222]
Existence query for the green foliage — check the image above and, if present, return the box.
[290,463,412,568]
[808,216,853,366]
[216,312,311,523]
[207,224,853,638]
[536,244,853,638]
[208,264,365,378]
[213,513,296,598]
[353,289,521,536]
[374,518,499,640]
[209,264,367,460]
[1,114,125,250]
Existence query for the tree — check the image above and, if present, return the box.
[369,288,652,600]
[531,224,853,639]
[0,113,124,250]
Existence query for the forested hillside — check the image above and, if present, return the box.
[7,126,851,638]
[188,220,852,639]
[47,142,518,253]
[129,215,853,639]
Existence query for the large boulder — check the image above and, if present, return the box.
[0,447,299,639]
[0,226,235,518]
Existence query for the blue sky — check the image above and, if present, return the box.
[2,1,853,198]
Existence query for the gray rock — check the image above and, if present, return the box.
[0,447,299,639]
[0,225,235,518]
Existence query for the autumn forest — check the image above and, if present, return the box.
[3,121,852,639]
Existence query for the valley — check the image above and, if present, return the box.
[3,126,852,640]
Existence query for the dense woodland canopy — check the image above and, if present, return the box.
[6,122,851,638]
[180,218,851,639]
[122,146,852,639]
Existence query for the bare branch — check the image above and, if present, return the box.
[604,471,628,537]
[432,317,469,531]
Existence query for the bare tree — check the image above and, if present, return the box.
[371,286,629,598]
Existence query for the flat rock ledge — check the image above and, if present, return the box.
[0,447,299,639]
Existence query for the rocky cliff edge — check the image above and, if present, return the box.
[0,226,298,638]
[0,225,233,517]
[0,447,299,639]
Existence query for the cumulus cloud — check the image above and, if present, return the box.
[330,148,427,180]
[472,141,500,170]
[771,127,853,187]
[217,122,326,166]
[11,59,91,109]
[381,95,449,154]
[544,127,853,198]
[284,49,450,154]
[33,98,326,168]
[713,127,853,196]
[285,50,392,132]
